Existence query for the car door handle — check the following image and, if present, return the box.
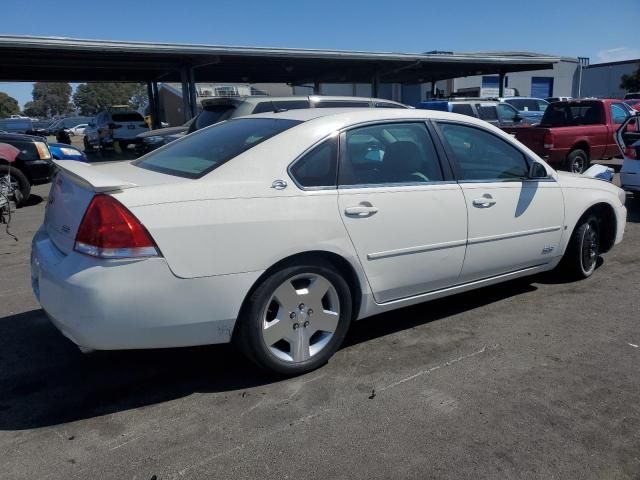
[344,204,379,217]
[472,194,496,208]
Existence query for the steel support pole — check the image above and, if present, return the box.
[498,71,505,98]
[151,81,161,128]
[430,79,437,98]
[146,81,154,122]
[188,67,197,118]
[180,67,192,122]
[371,71,380,98]
[313,81,321,94]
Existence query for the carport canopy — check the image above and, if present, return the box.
[0,35,558,85]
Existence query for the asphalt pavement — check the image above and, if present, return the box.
[1,176,639,479]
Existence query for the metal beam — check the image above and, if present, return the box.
[371,70,380,98]
[499,71,505,97]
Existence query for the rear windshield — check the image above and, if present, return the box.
[540,102,604,126]
[135,118,301,179]
[191,106,236,132]
[112,113,144,122]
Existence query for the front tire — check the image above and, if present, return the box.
[565,149,589,174]
[560,214,600,279]
[235,263,353,376]
[0,165,31,207]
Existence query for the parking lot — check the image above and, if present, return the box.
[0,168,639,479]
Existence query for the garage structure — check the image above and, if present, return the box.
[0,35,561,126]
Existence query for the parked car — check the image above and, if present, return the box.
[615,113,640,199]
[624,99,640,112]
[503,99,631,173]
[623,92,640,100]
[32,108,626,375]
[135,119,195,155]
[85,109,149,150]
[415,99,535,127]
[0,132,53,205]
[502,97,549,123]
[136,96,409,154]
[49,142,87,162]
[0,117,34,134]
[47,116,93,135]
[68,124,88,136]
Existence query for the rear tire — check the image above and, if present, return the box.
[234,262,353,376]
[565,149,589,174]
[83,136,94,152]
[559,214,600,280]
[0,165,31,207]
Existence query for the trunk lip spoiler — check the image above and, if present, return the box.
[53,159,137,192]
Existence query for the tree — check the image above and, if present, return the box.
[22,100,47,118]
[0,92,20,118]
[73,83,148,115]
[31,82,73,116]
[620,65,640,92]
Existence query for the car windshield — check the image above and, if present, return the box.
[135,118,302,179]
[507,99,548,112]
[540,102,604,126]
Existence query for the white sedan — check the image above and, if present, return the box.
[32,108,626,375]
[68,124,88,136]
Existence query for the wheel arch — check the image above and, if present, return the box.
[234,250,365,337]
[570,201,617,254]
[569,141,590,158]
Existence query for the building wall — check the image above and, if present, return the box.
[450,59,579,98]
[582,60,640,98]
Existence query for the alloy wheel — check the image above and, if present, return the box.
[261,273,340,363]
[580,221,599,273]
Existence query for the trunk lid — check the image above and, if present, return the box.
[45,160,184,254]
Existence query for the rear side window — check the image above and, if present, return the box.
[438,122,528,181]
[289,136,338,188]
[611,104,629,124]
[315,101,369,108]
[112,113,144,122]
[135,118,301,179]
[451,104,474,116]
[253,100,309,114]
[476,105,498,121]
[374,102,406,109]
[192,106,236,132]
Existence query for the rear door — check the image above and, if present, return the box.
[336,121,468,303]
[435,121,563,282]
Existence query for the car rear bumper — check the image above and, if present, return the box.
[31,225,262,351]
[22,160,54,184]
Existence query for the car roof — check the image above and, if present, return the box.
[243,106,493,126]
[201,95,407,108]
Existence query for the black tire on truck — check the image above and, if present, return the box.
[565,149,589,174]
[0,164,31,207]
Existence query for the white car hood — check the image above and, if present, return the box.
[555,171,622,196]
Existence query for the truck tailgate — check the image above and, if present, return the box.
[503,127,549,155]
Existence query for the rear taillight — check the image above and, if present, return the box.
[543,132,554,149]
[74,194,159,258]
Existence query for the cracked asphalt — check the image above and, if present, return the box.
[1,175,639,479]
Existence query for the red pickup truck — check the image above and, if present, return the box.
[503,99,629,173]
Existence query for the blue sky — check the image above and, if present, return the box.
[2,0,639,107]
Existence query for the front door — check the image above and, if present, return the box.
[436,121,564,283]
[337,121,468,303]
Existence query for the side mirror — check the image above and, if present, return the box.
[513,114,523,122]
[529,161,549,179]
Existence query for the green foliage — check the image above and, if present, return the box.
[0,92,20,118]
[23,100,48,118]
[31,82,73,116]
[620,65,640,92]
[73,83,148,115]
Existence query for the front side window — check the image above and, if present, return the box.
[289,136,338,188]
[135,118,301,179]
[497,104,518,122]
[340,122,443,186]
[438,123,529,181]
[611,104,629,124]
